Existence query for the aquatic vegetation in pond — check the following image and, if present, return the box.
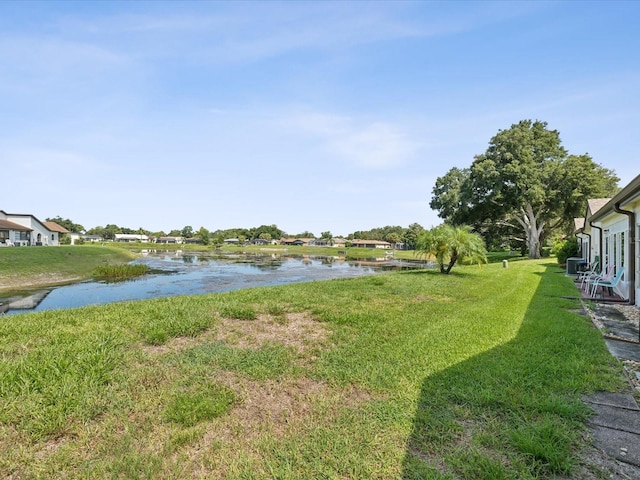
[93,264,150,281]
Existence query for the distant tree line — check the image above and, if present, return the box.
[47,218,428,250]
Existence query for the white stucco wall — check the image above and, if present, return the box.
[3,214,60,246]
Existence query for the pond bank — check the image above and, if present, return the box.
[1,252,431,315]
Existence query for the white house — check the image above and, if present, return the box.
[576,174,639,306]
[114,233,150,243]
[0,210,68,246]
[67,233,104,245]
[155,236,183,244]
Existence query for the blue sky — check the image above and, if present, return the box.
[1,1,638,236]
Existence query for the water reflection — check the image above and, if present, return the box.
[0,252,431,315]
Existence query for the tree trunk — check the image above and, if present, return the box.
[444,252,458,274]
[514,203,545,259]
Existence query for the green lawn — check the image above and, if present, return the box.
[0,245,136,293]
[0,259,625,478]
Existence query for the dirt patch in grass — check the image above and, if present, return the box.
[171,372,377,477]
[215,312,329,353]
[141,312,330,356]
[140,335,203,356]
[215,373,328,439]
[139,313,376,476]
[411,294,454,304]
[34,435,68,461]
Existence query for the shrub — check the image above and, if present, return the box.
[553,238,579,265]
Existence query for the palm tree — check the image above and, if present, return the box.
[416,224,487,274]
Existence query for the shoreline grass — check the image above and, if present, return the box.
[0,245,137,294]
[0,259,626,478]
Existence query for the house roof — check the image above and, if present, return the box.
[280,237,315,243]
[574,217,585,233]
[114,233,149,239]
[43,221,69,233]
[1,211,69,234]
[0,219,32,231]
[351,239,391,246]
[589,173,640,223]
[587,198,611,216]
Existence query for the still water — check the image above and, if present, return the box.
[1,251,429,315]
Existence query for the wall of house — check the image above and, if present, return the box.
[612,194,640,307]
[636,219,640,306]
[594,214,629,299]
[628,197,640,307]
[3,214,59,246]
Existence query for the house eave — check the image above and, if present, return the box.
[589,173,640,223]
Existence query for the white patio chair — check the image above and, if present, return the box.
[583,264,613,293]
[578,259,599,290]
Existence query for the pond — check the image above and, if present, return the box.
[0,251,431,315]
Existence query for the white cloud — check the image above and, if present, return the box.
[280,110,419,169]
[2,147,107,181]
[333,122,418,169]
[42,4,480,66]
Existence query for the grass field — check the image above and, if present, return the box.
[0,257,626,478]
[0,245,136,293]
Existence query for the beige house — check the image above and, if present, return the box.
[280,237,315,246]
[349,239,392,249]
[576,174,639,306]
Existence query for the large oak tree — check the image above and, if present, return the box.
[430,120,619,258]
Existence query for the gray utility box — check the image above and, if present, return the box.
[566,257,582,275]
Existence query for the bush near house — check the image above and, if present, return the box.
[553,237,580,265]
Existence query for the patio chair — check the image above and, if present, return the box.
[590,267,625,298]
[581,262,613,292]
[578,259,600,290]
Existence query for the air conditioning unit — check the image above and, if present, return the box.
[566,257,582,275]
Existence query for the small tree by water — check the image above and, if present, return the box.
[416,224,488,274]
